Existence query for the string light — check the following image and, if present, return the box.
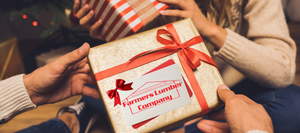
[32,21,38,26]
[22,14,27,19]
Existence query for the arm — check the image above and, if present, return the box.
[0,43,101,124]
[215,0,296,88]
[0,74,36,124]
[159,0,296,89]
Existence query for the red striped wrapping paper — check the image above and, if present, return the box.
[81,0,169,42]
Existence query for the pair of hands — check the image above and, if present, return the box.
[72,0,226,50]
[197,85,273,133]
[22,44,273,132]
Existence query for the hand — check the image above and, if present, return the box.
[73,0,104,40]
[197,85,273,133]
[23,43,101,106]
[158,0,227,50]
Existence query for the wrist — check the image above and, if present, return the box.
[23,74,40,105]
[199,22,227,51]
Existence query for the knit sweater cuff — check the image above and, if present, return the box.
[214,29,242,62]
[0,74,36,124]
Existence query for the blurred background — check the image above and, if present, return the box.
[0,0,110,132]
[0,0,299,132]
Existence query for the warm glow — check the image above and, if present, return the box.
[32,21,38,26]
[22,14,27,19]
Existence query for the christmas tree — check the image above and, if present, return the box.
[0,0,74,38]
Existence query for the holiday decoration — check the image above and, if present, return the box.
[0,0,74,38]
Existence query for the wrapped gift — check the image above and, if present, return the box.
[0,38,25,81]
[88,18,224,132]
[81,0,168,42]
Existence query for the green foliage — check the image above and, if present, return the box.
[0,0,74,38]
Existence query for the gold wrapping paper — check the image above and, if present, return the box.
[88,18,224,133]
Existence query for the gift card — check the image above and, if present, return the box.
[118,62,191,126]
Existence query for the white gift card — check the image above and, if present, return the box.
[118,63,191,126]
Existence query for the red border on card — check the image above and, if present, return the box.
[132,59,192,128]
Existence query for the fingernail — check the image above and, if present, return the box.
[89,10,94,15]
[197,121,212,131]
[97,19,102,24]
[75,0,79,4]
[85,4,89,9]
[79,44,85,53]
[219,85,229,90]
[159,10,165,14]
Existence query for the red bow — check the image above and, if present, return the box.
[129,24,217,70]
[107,79,133,106]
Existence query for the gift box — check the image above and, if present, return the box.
[0,38,25,80]
[80,0,168,42]
[88,18,224,132]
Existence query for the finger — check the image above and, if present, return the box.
[82,86,101,100]
[157,0,185,8]
[76,4,90,19]
[198,119,229,130]
[158,0,192,10]
[90,20,104,40]
[79,57,89,64]
[79,10,95,30]
[184,117,202,126]
[91,20,102,30]
[72,61,91,74]
[159,10,192,18]
[217,85,236,103]
[52,43,90,71]
[69,57,90,72]
[208,110,226,121]
[197,119,230,133]
[84,73,97,86]
[157,0,183,4]
[73,0,81,14]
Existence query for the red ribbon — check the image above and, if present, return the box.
[107,79,133,106]
[97,23,218,115]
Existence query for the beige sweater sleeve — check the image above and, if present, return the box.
[215,0,296,89]
[0,74,36,124]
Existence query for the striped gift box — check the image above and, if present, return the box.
[81,0,168,42]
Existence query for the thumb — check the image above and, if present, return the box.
[217,85,236,103]
[56,42,90,69]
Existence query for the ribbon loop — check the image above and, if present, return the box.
[107,79,133,106]
[154,24,206,71]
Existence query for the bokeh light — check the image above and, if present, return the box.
[32,21,38,26]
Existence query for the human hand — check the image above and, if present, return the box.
[23,43,101,106]
[197,85,273,133]
[158,0,226,50]
[73,0,104,40]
